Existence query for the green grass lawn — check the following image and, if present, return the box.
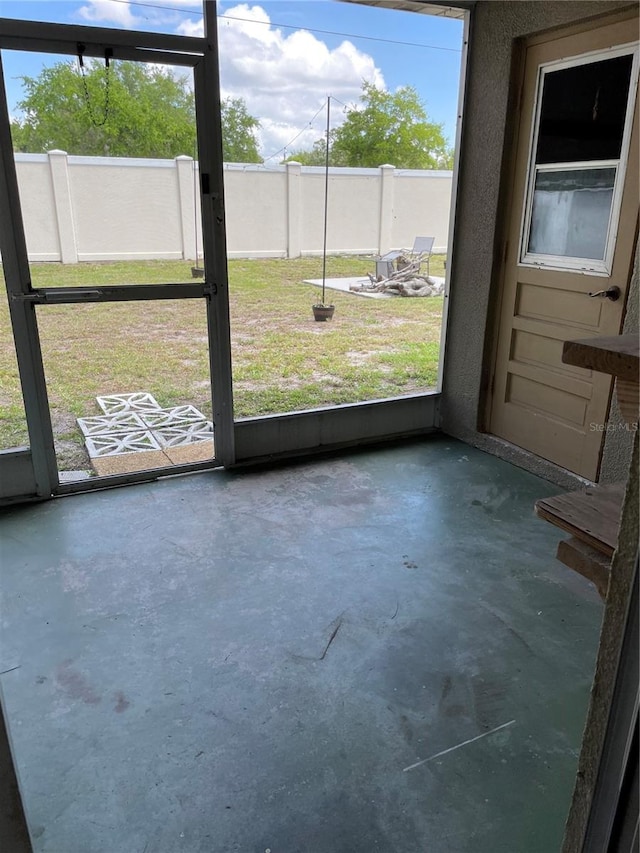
[0,256,444,468]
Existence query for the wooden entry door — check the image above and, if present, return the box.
[489,15,639,480]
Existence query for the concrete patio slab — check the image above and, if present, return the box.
[304,276,446,299]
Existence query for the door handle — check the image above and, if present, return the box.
[588,286,620,302]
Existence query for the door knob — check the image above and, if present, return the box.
[588,286,620,301]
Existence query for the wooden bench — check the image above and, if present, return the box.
[535,334,638,598]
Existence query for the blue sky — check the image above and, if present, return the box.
[0,1,464,157]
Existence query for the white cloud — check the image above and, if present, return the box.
[78,0,139,27]
[76,2,385,159]
[176,17,204,38]
[78,0,199,29]
[180,4,385,158]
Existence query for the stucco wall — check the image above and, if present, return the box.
[441,0,637,487]
[70,159,184,260]
[392,172,454,252]
[14,154,452,263]
[562,432,638,850]
[224,167,288,257]
[599,246,639,483]
[18,158,58,258]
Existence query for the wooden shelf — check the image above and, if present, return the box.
[564,333,639,427]
[556,538,611,599]
[535,483,625,599]
[535,482,625,558]
[562,333,639,381]
[537,333,636,597]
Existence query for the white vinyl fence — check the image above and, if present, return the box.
[15,152,452,263]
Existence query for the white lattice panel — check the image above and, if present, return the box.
[139,405,206,428]
[84,431,162,458]
[77,412,146,437]
[154,422,214,448]
[96,392,162,415]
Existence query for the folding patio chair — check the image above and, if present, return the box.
[409,236,435,277]
[375,236,435,279]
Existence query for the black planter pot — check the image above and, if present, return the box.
[312,304,335,322]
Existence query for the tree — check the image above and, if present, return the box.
[283,140,326,166]
[221,97,261,163]
[289,82,453,170]
[283,138,348,167]
[11,61,196,158]
[10,61,262,163]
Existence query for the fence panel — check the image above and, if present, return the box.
[14,153,452,262]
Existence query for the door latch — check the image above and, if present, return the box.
[588,286,620,302]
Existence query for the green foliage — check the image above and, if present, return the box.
[283,137,349,167]
[332,82,453,169]
[288,82,453,170]
[11,61,262,163]
[11,61,196,158]
[283,139,326,166]
[221,96,261,163]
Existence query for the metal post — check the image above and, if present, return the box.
[321,95,330,305]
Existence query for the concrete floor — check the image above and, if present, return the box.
[0,437,602,853]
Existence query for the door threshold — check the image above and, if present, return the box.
[54,458,223,496]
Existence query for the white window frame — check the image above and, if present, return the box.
[519,42,639,277]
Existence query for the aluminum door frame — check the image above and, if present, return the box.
[0,2,234,497]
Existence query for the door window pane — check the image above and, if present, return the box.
[5,52,200,286]
[521,46,637,272]
[536,54,633,164]
[528,167,615,259]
